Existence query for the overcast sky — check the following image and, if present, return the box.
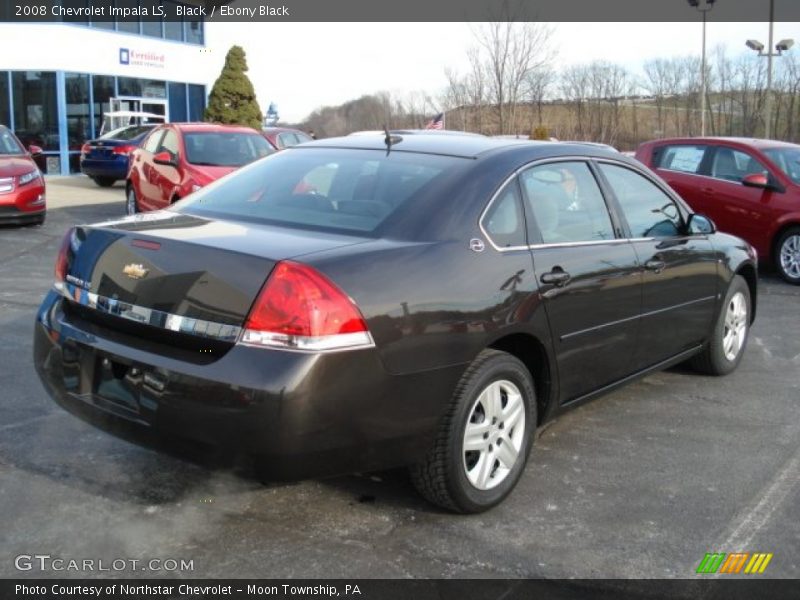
[209,22,799,123]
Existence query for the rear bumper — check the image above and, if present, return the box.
[80,158,128,180]
[34,291,462,478]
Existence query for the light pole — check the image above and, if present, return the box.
[746,0,795,139]
[688,0,716,137]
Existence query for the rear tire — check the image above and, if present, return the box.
[92,176,116,188]
[126,186,139,216]
[775,226,800,285]
[690,275,750,376]
[410,349,536,513]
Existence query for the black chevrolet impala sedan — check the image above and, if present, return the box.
[34,134,757,512]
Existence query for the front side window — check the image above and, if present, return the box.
[520,161,614,244]
[710,147,768,183]
[183,132,272,167]
[482,181,526,248]
[599,163,682,238]
[656,144,708,174]
[158,130,180,156]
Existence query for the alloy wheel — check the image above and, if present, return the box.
[462,379,526,490]
[779,234,800,280]
[126,189,137,215]
[722,291,748,362]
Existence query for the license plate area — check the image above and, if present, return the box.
[93,354,141,414]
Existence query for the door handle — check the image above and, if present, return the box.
[702,187,716,195]
[540,268,571,287]
[645,259,666,273]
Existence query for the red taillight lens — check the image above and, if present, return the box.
[54,228,74,284]
[241,261,372,351]
[113,145,137,155]
[80,143,91,155]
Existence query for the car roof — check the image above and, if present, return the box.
[170,122,261,134]
[648,136,800,150]
[296,133,623,160]
[262,127,306,134]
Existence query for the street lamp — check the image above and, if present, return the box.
[687,0,716,137]
[745,0,795,139]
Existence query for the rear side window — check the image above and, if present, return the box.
[710,147,768,183]
[656,145,708,174]
[179,148,464,234]
[520,161,615,244]
[599,163,682,238]
[482,181,526,248]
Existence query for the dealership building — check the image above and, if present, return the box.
[0,5,211,175]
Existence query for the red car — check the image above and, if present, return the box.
[0,125,46,225]
[636,137,800,284]
[126,123,274,214]
[261,127,314,150]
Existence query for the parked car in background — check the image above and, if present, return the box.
[126,123,274,214]
[36,136,757,512]
[636,137,800,284]
[0,125,46,225]
[262,127,314,150]
[80,124,157,187]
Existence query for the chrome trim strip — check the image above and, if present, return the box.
[0,177,14,194]
[560,295,717,341]
[55,282,242,342]
[239,329,375,353]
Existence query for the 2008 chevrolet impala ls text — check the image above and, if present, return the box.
[33,134,757,512]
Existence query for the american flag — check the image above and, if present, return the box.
[425,112,444,130]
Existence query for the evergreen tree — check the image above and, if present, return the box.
[204,46,263,129]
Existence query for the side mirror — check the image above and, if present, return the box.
[153,151,177,167]
[28,145,43,156]
[741,173,769,189]
[687,213,716,235]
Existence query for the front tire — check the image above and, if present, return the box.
[776,226,800,285]
[690,275,751,376]
[126,186,139,216]
[410,349,536,513]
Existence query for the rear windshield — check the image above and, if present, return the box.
[177,148,464,233]
[184,132,273,167]
[0,128,24,155]
[99,125,154,141]
[763,147,800,185]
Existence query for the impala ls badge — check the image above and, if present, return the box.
[469,238,486,253]
[123,263,149,280]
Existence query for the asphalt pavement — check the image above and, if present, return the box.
[0,177,798,581]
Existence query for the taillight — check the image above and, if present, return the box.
[54,228,75,288]
[241,261,373,352]
[113,145,137,155]
[80,143,91,155]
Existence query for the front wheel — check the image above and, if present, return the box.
[410,349,536,513]
[776,227,800,285]
[690,275,751,376]
[126,186,139,216]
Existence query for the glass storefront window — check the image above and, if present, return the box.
[92,75,115,138]
[168,82,187,122]
[0,72,9,127]
[188,84,205,121]
[12,71,58,152]
[184,16,203,44]
[141,19,162,38]
[116,0,140,34]
[66,73,90,173]
[163,1,183,41]
[119,78,166,99]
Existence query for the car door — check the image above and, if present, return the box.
[519,160,642,403]
[704,145,781,254]
[151,128,182,208]
[134,128,165,210]
[596,160,718,369]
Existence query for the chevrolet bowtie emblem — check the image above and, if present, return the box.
[123,263,149,280]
